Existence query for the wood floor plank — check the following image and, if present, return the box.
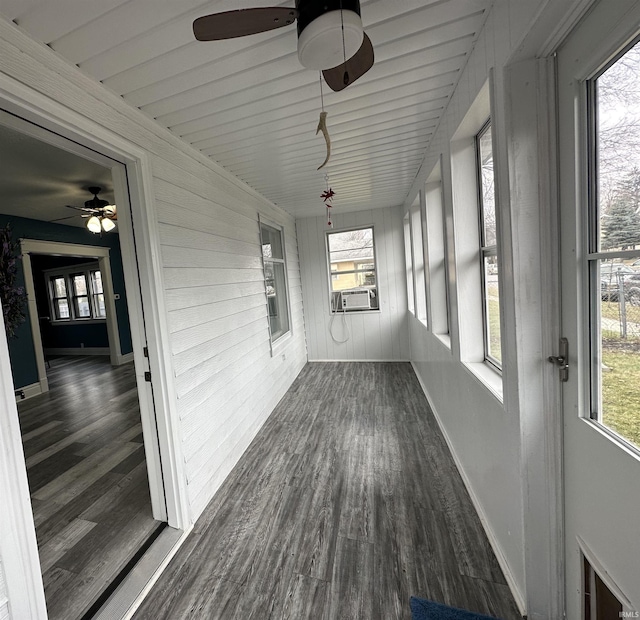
[132,362,522,620]
[38,518,97,574]
[32,441,140,504]
[281,574,330,620]
[18,356,160,620]
[328,536,375,620]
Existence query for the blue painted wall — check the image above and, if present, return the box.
[2,215,133,389]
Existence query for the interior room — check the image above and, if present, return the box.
[0,120,163,618]
[0,1,639,619]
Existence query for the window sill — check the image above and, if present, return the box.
[463,361,503,403]
[434,333,452,350]
[50,318,107,326]
[327,309,381,315]
[270,330,293,357]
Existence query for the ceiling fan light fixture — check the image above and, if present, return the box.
[86,216,102,234]
[101,217,116,232]
[297,9,363,70]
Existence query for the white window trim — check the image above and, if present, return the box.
[43,261,107,324]
[424,156,451,339]
[326,225,380,314]
[258,216,292,351]
[476,119,502,371]
[450,79,503,394]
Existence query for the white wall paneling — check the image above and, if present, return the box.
[297,206,409,362]
[0,14,307,619]
[400,0,600,616]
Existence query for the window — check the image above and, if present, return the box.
[588,39,640,451]
[476,120,502,367]
[260,221,290,343]
[403,215,415,314]
[425,171,450,336]
[50,275,70,319]
[71,273,91,317]
[91,270,106,318]
[327,227,379,312]
[411,201,427,324]
[46,263,106,322]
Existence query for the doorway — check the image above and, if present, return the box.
[557,0,640,616]
[0,112,168,618]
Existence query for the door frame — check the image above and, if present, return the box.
[20,239,125,397]
[0,68,189,619]
[556,1,640,616]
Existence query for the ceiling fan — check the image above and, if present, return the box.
[193,0,374,92]
[54,186,117,233]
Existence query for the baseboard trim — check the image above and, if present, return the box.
[410,361,527,617]
[308,358,411,362]
[44,347,110,356]
[116,352,135,365]
[14,381,43,402]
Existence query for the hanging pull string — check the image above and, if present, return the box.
[319,71,325,113]
[339,0,349,86]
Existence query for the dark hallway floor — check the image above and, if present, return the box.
[134,362,522,620]
[18,356,161,620]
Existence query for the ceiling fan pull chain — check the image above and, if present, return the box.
[339,0,349,85]
[319,71,325,113]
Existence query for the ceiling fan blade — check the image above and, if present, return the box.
[193,7,298,41]
[66,204,94,212]
[322,33,374,92]
[50,215,78,223]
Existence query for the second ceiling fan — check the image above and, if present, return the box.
[193,0,374,92]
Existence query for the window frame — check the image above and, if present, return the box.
[424,168,451,338]
[475,119,502,370]
[585,38,640,456]
[259,218,292,346]
[326,225,380,313]
[45,262,107,324]
[403,214,415,315]
[410,200,427,324]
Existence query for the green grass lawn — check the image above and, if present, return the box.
[602,345,640,448]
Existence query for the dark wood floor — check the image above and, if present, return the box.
[18,356,161,620]
[134,362,522,620]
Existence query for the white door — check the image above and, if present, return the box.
[557,0,640,616]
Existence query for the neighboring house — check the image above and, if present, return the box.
[0,1,639,619]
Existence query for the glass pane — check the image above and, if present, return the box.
[56,299,70,319]
[328,228,374,261]
[52,276,66,297]
[261,224,283,260]
[484,255,502,363]
[76,296,91,318]
[597,259,640,448]
[597,41,640,251]
[478,124,497,247]
[265,261,289,340]
[92,270,103,294]
[95,294,106,317]
[72,274,88,296]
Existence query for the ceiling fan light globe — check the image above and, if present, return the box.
[86,216,102,234]
[297,10,363,70]
[101,217,116,232]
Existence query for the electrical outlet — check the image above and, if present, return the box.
[282,353,286,361]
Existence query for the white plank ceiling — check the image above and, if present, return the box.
[2,0,491,218]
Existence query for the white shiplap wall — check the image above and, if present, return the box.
[399,0,559,612]
[0,560,8,620]
[0,9,307,594]
[297,206,409,361]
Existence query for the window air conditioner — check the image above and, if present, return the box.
[341,289,371,310]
